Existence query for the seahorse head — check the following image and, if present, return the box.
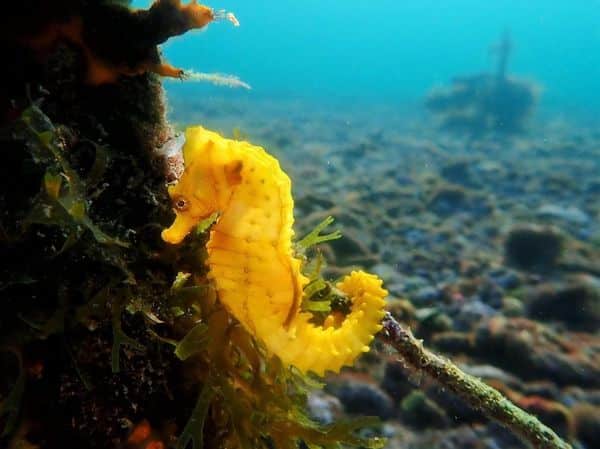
[162,126,243,244]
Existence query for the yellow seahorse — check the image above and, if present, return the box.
[162,126,387,375]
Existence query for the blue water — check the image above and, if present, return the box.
[132,0,600,115]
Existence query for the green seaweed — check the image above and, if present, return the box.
[296,216,342,251]
[21,106,128,249]
[174,322,210,361]
[159,266,385,449]
[0,349,25,437]
[177,381,215,449]
[111,299,145,373]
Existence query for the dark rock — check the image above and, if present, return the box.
[402,276,430,292]
[425,32,539,139]
[488,268,521,290]
[400,391,448,429]
[428,185,468,216]
[409,423,527,449]
[327,231,379,267]
[477,280,505,309]
[515,396,572,439]
[453,300,498,331]
[504,225,564,270]
[416,308,454,335]
[404,228,428,246]
[295,194,336,215]
[412,286,441,305]
[585,179,600,194]
[440,159,479,187]
[474,317,600,387]
[331,379,395,419]
[573,404,600,449]
[526,278,600,331]
[426,387,482,424]
[381,361,414,402]
[428,184,492,217]
[431,332,474,354]
[521,382,560,400]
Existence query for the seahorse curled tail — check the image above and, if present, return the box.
[261,270,386,375]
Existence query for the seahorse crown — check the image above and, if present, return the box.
[162,128,246,244]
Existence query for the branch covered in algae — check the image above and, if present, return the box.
[378,312,572,449]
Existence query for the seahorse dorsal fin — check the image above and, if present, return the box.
[224,160,243,186]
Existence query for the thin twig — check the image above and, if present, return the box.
[378,312,571,449]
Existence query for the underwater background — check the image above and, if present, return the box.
[133,0,600,116]
[148,1,600,448]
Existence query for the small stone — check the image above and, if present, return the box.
[572,403,600,449]
[453,300,497,331]
[327,231,378,267]
[400,391,448,429]
[428,184,492,217]
[488,268,521,289]
[427,185,468,216]
[332,380,395,419]
[402,276,430,292]
[460,364,521,386]
[412,286,440,305]
[537,204,590,225]
[381,361,414,401]
[502,296,524,317]
[440,159,477,187]
[371,263,400,284]
[526,278,600,331]
[307,391,343,425]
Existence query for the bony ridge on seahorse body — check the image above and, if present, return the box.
[162,126,387,376]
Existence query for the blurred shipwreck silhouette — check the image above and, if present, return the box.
[426,31,539,137]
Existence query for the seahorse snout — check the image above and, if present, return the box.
[162,213,198,244]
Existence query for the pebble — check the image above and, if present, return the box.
[537,204,590,225]
[412,286,441,305]
[333,380,395,419]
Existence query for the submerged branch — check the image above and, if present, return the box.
[378,312,572,449]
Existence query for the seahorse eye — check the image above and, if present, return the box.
[174,195,189,211]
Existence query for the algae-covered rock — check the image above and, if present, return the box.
[425,32,538,137]
[572,403,600,449]
[329,378,395,420]
[426,75,537,137]
[526,277,600,331]
[473,317,600,387]
[504,224,564,270]
[427,184,492,218]
[400,391,448,429]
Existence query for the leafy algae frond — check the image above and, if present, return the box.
[296,216,342,251]
[166,269,385,449]
[20,106,128,249]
